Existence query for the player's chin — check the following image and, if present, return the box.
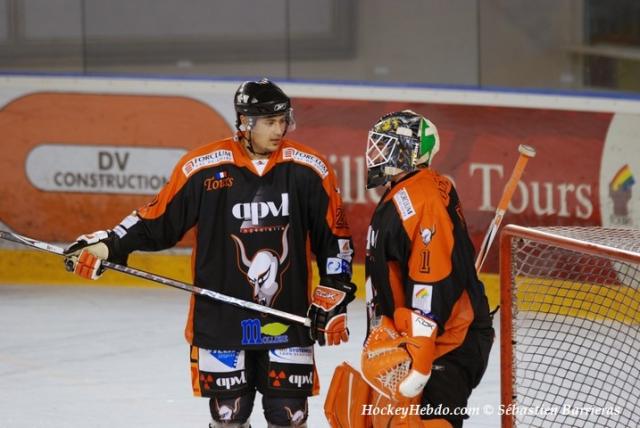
[269,140,283,149]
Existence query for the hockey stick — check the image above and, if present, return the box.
[0,230,311,327]
[474,144,536,272]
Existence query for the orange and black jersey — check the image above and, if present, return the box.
[365,168,492,361]
[113,137,353,350]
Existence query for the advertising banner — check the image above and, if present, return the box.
[293,99,621,271]
[0,92,231,249]
[0,76,638,278]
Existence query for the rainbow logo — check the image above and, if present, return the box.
[610,165,635,191]
[415,288,430,299]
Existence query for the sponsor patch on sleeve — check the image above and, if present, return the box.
[337,239,354,262]
[411,284,433,315]
[326,257,351,275]
[393,188,416,220]
[182,150,234,177]
[282,147,329,178]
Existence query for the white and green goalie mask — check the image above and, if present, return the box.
[366,110,440,188]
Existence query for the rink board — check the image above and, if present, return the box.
[1,75,640,277]
[0,247,500,309]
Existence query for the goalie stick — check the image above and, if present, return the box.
[475,144,536,272]
[0,230,312,328]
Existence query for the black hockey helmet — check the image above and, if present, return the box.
[234,78,295,131]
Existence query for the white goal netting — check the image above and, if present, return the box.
[501,226,640,428]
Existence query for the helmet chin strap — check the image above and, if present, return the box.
[243,129,273,158]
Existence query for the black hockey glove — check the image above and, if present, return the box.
[307,277,356,346]
[63,230,127,280]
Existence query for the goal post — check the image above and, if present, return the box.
[499,225,640,428]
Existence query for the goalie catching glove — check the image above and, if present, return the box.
[361,307,438,401]
[63,230,127,280]
[307,277,356,346]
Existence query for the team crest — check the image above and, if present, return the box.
[420,225,436,246]
[231,225,290,306]
[214,397,241,422]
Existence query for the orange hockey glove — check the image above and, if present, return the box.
[307,277,356,346]
[361,315,410,401]
[63,230,126,280]
[393,307,438,398]
[361,308,438,401]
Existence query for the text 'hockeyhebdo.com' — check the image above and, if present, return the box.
[360,403,623,419]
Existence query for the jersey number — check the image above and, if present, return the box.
[335,207,348,229]
[420,250,430,273]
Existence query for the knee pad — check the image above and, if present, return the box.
[262,396,308,427]
[209,394,254,425]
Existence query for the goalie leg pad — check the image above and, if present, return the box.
[369,390,423,428]
[324,362,371,428]
[369,390,455,428]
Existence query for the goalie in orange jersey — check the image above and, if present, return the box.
[326,110,494,428]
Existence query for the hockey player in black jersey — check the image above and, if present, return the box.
[64,79,356,428]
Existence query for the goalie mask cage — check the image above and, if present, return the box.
[499,225,640,428]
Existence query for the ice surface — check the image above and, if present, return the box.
[0,285,500,427]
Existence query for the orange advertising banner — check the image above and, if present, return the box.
[0,92,231,247]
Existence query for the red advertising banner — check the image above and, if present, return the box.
[291,99,614,270]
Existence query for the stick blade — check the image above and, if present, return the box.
[0,230,65,255]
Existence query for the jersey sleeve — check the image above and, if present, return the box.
[112,153,201,255]
[306,162,354,280]
[366,173,484,358]
[390,178,467,330]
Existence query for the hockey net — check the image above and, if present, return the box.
[500,225,640,428]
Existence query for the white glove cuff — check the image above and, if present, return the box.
[399,369,431,398]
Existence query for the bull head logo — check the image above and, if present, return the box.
[284,401,308,426]
[420,224,436,246]
[214,397,241,421]
[231,224,289,307]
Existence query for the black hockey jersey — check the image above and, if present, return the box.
[115,137,353,350]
